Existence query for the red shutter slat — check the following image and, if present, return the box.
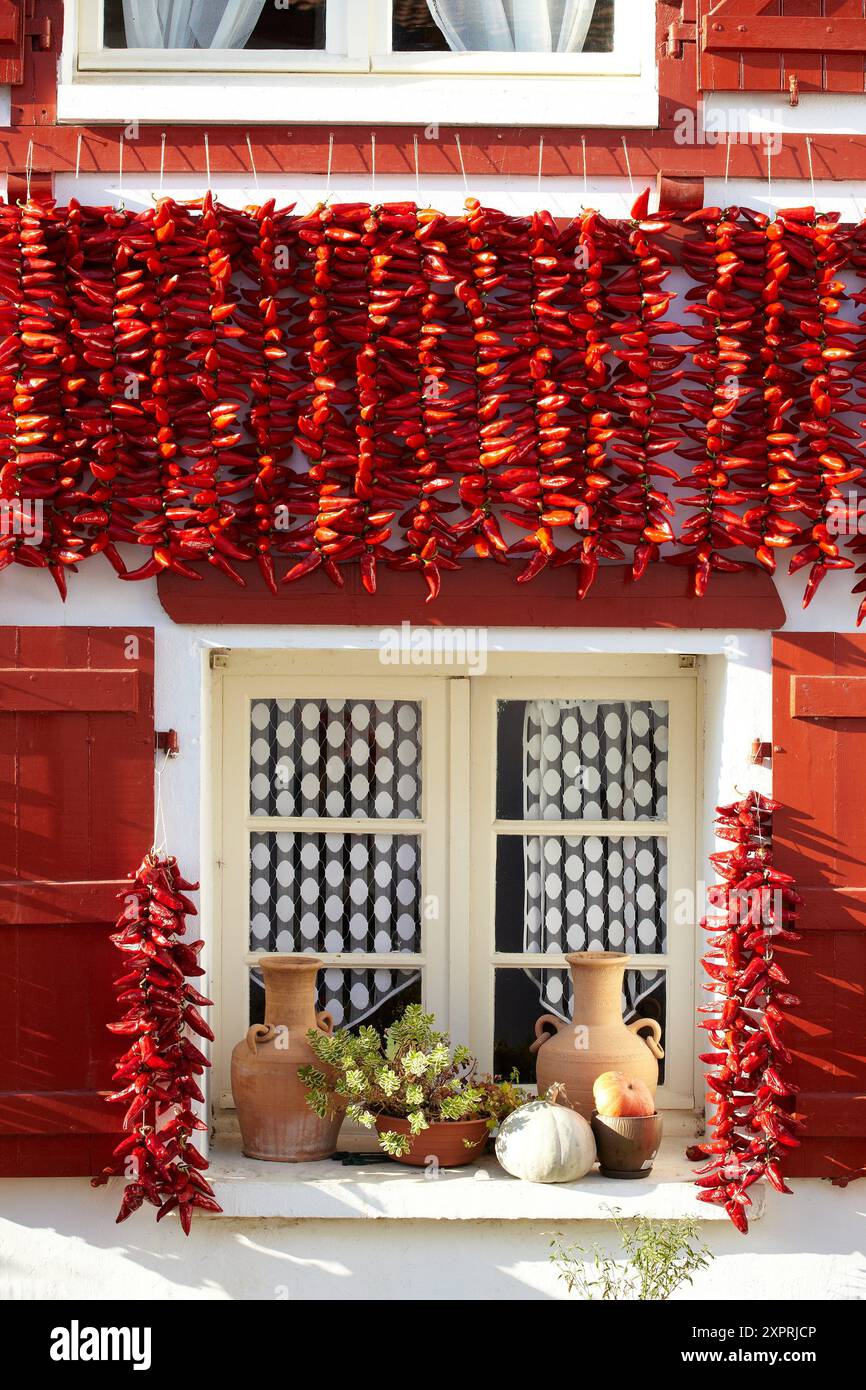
[701,0,866,92]
[0,669,139,712]
[0,0,23,86]
[772,633,866,1180]
[0,627,154,1177]
[824,0,865,93]
[784,0,825,91]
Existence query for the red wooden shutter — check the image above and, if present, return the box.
[773,633,866,1180]
[0,627,154,1177]
[701,0,866,95]
[0,0,24,85]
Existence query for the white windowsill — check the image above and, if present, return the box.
[56,74,658,127]
[206,1137,765,1222]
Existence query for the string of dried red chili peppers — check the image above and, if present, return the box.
[689,792,804,1234]
[92,853,221,1234]
[3,193,866,615]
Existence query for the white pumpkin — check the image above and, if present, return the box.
[496,1097,597,1183]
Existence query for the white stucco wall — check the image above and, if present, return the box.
[0,171,863,1301]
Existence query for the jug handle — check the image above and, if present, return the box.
[316,1010,335,1036]
[245,1023,279,1055]
[530,1013,563,1055]
[628,1017,665,1060]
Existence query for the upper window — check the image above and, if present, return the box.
[90,1,616,67]
[66,2,655,131]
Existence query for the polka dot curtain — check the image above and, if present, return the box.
[250,697,422,820]
[249,698,423,1027]
[522,699,669,1021]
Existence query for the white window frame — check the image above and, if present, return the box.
[60,0,658,127]
[212,650,697,1119]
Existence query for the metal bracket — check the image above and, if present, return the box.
[209,648,230,670]
[667,0,697,58]
[749,739,772,766]
[155,730,179,758]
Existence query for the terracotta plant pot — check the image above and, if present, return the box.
[530,952,664,1119]
[374,1115,489,1168]
[591,1111,664,1179]
[231,956,343,1162]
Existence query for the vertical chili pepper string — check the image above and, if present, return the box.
[690,791,803,1234]
[676,205,758,592]
[782,209,860,606]
[93,852,221,1234]
[503,207,569,582]
[604,194,684,582]
[845,215,866,623]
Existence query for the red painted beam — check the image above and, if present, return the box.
[157,562,785,629]
[3,125,865,186]
[704,16,866,52]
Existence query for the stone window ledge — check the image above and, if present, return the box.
[205,1138,763,1223]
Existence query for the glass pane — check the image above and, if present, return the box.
[250,831,422,954]
[495,834,667,955]
[395,0,614,53]
[493,966,666,1084]
[250,966,422,1031]
[103,0,327,50]
[250,698,422,819]
[497,698,669,822]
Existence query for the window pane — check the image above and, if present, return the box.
[250,965,422,1031]
[250,830,422,954]
[397,0,614,54]
[495,833,667,955]
[250,698,422,819]
[103,1,327,50]
[496,698,669,822]
[493,966,665,1084]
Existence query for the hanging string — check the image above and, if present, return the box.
[454,133,469,197]
[413,133,421,206]
[766,136,773,211]
[74,133,82,181]
[536,134,544,206]
[806,135,816,205]
[246,132,259,195]
[581,134,587,202]
[621,135,634,197]
[118,130,124,203]
[153,749,172,857]
[204,132,211,190]
[24,139,33,202]
[159,132,166,195]
[324,131,334,202]
[370,131,376,204]
[724,130,732,187]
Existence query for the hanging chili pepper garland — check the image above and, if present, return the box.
[92,852,221,1234]
[687,792,804,1234]
[3,192,866,615]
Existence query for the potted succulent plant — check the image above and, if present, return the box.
[300,1004,530,1167]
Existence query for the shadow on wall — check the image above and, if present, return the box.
[0,1181,865,1301]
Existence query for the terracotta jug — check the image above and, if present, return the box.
[530,952,664,1118]
[231,956,343,1162]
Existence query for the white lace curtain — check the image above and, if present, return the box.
[122,0,267,48]
[427,0,597,52]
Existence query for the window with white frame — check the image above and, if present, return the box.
[85,1,616,69]
[64,2,655,127]
[215,653,696,1118]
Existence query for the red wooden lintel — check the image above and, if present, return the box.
[157,563,785,630]
[704,16,866,53]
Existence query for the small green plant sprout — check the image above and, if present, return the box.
[299,1004,530,1158]
[549,1210,713,1301]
